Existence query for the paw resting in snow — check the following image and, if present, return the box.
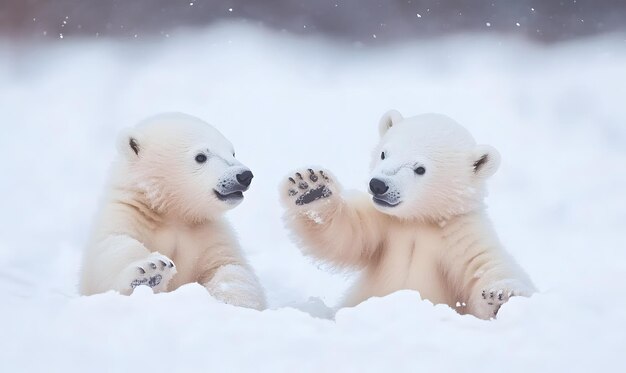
[283,168,337,207]
[472,280,532,319]
[117,252,177,294]
[205,264,266,310]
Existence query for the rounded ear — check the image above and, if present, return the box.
[116,129,141,159]
[378,109,403,137]
[472,145,500,179]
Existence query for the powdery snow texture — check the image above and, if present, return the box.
[1,24,625,372]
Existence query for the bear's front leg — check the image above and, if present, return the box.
[204,264,266,310]
[80,235,177,295]
[281,167,386,268]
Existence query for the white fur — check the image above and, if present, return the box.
[80,113,266,310]
[282,111,535,319]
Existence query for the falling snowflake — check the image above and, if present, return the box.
[486,22,491,27]
[516,22,521,27]
[416,13,422,18]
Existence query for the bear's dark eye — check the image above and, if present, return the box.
[195,154,207,163]
[415,166,426,175]
[381,152,386,160]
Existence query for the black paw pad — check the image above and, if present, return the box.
[298,181,309,190]
[130,274,163,289]
[295,185,332,205]
[308,169,318,182]
[288,189,298,196]
[130,278,147,289]
[148,274,162,287]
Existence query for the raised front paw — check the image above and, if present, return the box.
[119,253,177,294]
[282,168,336,207]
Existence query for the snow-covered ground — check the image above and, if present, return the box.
[1,24,625,372]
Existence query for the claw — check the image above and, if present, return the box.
[308,169,318,182]
[137,267,146,274]
[295,172,303,180]
[158,260,167,268]
[481,290,486,299]
[149,262,157,270]
[288,177,296,184]
[168,261,174,268]
[319,170,329,181]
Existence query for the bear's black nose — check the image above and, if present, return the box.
[236,170,254,187]
[369,178,389,196]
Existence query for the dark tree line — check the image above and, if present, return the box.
[1,0,624,43]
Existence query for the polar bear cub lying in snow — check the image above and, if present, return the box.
[80,113,266,310]
[282,110,535,319]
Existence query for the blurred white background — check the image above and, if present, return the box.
[1,1,625,372]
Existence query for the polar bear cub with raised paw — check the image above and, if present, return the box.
[80,113,266,310]
[281,110,535,319]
